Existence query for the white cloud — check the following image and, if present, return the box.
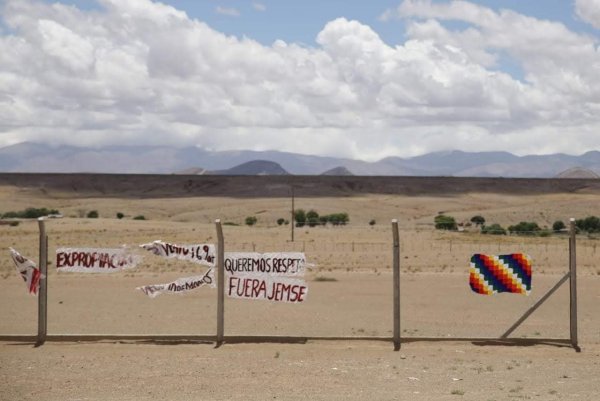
[215,6,240,17]
[576,0,600,29]
[0,0,599,159]
[252,2,266,12]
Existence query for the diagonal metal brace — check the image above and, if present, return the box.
[501,272,570,339]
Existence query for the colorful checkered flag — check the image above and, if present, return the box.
[469,253,532,295]
[9,248,42,295]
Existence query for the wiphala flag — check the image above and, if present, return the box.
[469,253,532,295]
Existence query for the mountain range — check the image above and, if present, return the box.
[1,142,599,178]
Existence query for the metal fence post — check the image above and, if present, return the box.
[569,218,579,350]
[37,218,48,346]
[216,219,225,346]
[392,219,401,351]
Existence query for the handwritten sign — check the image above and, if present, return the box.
[140,241,215,266]
[225,252,308,303]
[227,275,307,303]
[224,252,306,276]
[56,247,141,273]
[137,268,214,298]
[9,248,42,295]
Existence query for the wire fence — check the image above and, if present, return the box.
[0,219,588,346]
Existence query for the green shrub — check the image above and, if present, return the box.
[575,216,600,233]
[116,212,125,219]
[508,221,540,235]
[133,215,146,220]
[86,210,99,218]
[294,209,306,227]
[481,223,506,235]
[306,210,320,227]
[326,212,349,226]
[277,218,285,226]
[2,207,60,219]
[434,214,457,230]
[245,216,257,226]
[470,215,486,227]
[552,220,566,232]
[369,219,376,226]
[9,221,20,227]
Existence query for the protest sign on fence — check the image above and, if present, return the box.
[9,248,42,295]
[140,240,215,266]
[224,252,308,303]
[137,268,214,298]
[56,247,141,273]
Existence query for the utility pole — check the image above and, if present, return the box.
[291,186,295,242]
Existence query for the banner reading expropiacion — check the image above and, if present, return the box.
[56,247,141,273]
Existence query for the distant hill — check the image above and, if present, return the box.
[320,166,353,176]
[1,142,600,177]
[556,167,600,179]
[211,160,289,175]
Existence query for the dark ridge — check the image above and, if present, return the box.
[1,173,600,199]
[210,160,289,175]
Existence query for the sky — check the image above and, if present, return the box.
[1,0,600,160]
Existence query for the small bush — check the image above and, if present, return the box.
[306,210,320,227]
[2,207,60,219]
[9,221,20,227]
[435,214,457,230]
[470,215,486,227]
[508,221,540,235]
[314,276,338,282]
[369,219,376,226]
[116,212,125,219]
[575,216,600,233]
[133,215,146,220]
[277,218,285,226]
[481,223,506,235]
[86,210,99,218]
[294,209,306,227]
[245,216,257,226]
[552,220,566,232]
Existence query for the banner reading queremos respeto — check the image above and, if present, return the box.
[137,268,215,298]
[9,248,43,295]
[224,252,306,276]
[140,240,215,266]
[56,247,142,272]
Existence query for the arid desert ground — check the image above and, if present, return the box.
[1,176,599,400]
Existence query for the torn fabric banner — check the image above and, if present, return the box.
[469,253,532,295]
[9,248,42,295]
[56,247,141,273]
[137,268,215,298]
[140,241,215,266]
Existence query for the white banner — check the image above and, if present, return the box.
[56,247,141,273]
[140,240,215,266]
[137,268,215,298]
[227,274,308,303]
[9,248,42,295]
[224,252,306,277]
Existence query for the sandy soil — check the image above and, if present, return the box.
[1,183,599,400]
